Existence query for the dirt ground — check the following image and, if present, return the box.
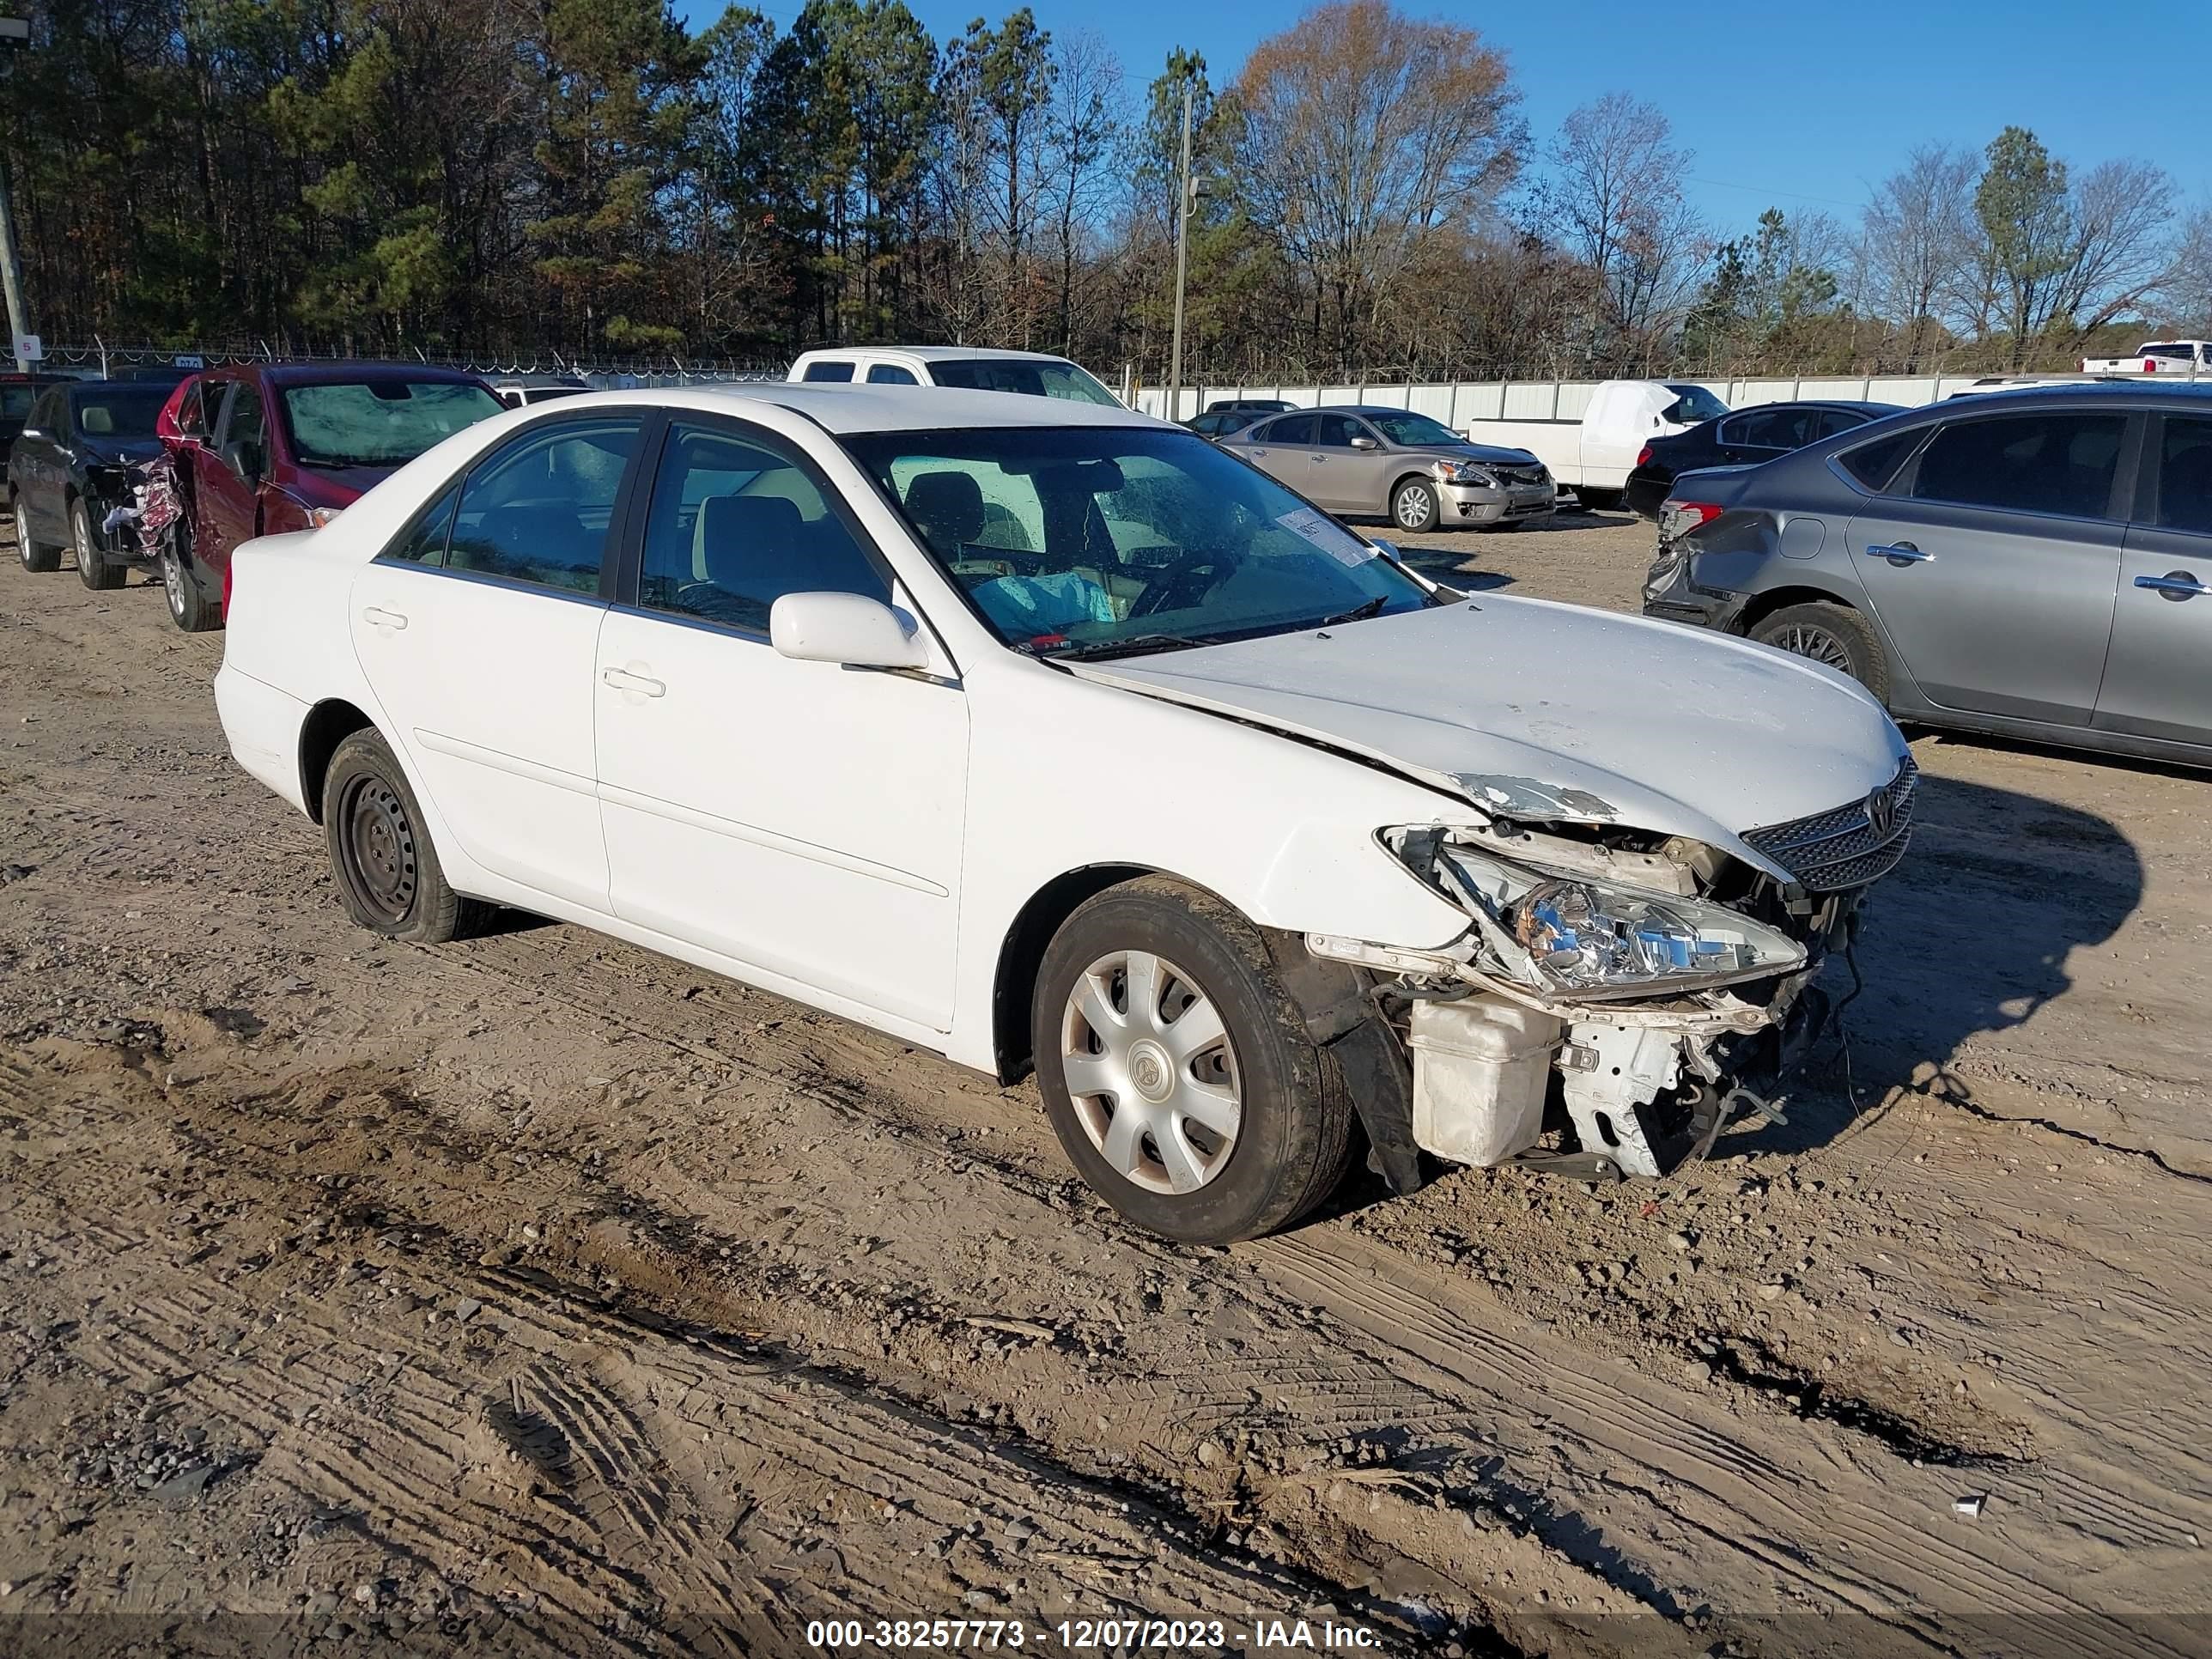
[1,505,2208,1659]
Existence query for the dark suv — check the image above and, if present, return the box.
[7,380,171,586]
[1643,383,2212,767]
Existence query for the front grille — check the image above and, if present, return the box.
[1496,465,1550,488]
[1741,756,1917,891]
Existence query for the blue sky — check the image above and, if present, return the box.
[675,0,2212,232]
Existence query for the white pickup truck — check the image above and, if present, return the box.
[1463,380,1729,510]
[2079,340,2212,375]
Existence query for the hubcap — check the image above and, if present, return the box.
[1060,949,1241,1196]
[74,507,91,562]
[163,551,186,617]
[1770,623,1852,672]
[341,775,419,924]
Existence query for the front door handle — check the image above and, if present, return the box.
[1868,541,1934,564]
[2136,570,2209,601]
[361,605,409,630]
[601,666,666,698]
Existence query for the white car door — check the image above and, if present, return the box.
[349,413,647,913]
[593,416,969,1030]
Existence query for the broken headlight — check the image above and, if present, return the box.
[1420,841,1805,1000]
[1431,459,1497,487]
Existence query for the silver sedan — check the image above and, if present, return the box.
[1218,404,1555,532]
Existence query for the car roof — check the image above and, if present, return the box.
[797,344,1079,365]
[1925,380,2212,410]
[212,362,491,388]
[494,374,592,387]
[591,381,1157,434]
[66,380,168,398]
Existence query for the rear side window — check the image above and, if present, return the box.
[1255,413,1315,445]
[866,363,919,385]
[445,417,642,594]
[1909,413,2126,520]
[802,360,856,383]
[2154,416,2212,535]
[1837,427,1926,493]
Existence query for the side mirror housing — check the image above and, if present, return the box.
[770,591,928,670]
[1349,434,1380,451]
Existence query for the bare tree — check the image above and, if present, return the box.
[1858,143,1975,368]
[1530,92,1705,366]
[2167,205,2212,331]
[2048,158,2175,342]
[1234,0,1521,368]
[1043,30,1122,355]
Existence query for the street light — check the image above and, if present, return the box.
[1165,78,1193,426]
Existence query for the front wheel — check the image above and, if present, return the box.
[1748,600,1892,702]
[1032,877,1355,1245]
[1390,477,1440,533]
[14,493,60,573]
[161,544,219,632]
[322,728,488,944]
[74,499,122,590]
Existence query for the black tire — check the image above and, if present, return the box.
[1389,477,1440,534]
[1032,876,1356,1245]
[1576,486,1623,513]
[160,544,220,633]
[1482,519,1526,532]
[73,498,123,591]
[322,728,489,945]
[13,492,60,573]
[1749,600,1892,703]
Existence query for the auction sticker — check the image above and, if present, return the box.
[1274,507,1375,568]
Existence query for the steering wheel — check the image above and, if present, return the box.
[1130,548,1231,617]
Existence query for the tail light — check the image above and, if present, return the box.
[1658,500,1724,544]
[1635,444,1653,468]
[2146,358,2160,374]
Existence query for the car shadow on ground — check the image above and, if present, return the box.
[1733,767,2143,1157]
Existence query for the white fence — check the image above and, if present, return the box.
[1128,373,2083,426]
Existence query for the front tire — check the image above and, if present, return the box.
[73,499,122,590]
[1390,477,1440,534]
[1749,600,1892,702]
[14,493,60,573]
[1576,486,1623,513]
[322,729,488,944]
[161,544,219,632]
[1032,877,1355,1245]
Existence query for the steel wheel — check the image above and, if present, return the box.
[337,774,421,927]
[1768,621,1853,672]
[1060,948,1242,1195]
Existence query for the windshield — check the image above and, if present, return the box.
[1662,384,1729,424]
[72,386,168,440]
[1366,410,1463,447]
[924,358,1121,406]
[280,380,504,468]
[842,425,1432,658]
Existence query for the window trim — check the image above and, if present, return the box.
[368,406,658,604]
[1888,407,2142,526]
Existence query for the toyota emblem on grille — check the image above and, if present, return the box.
[1865,785,1898,839]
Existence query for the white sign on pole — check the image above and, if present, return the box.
[13,334,40,362]
[0,18,29,42]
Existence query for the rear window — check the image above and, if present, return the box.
[72,387,168,439]
[923,357,1119,405]
[1837,427,1925,492]
[0,384,35,421]
[279,380,503,468]
[802,360,856,383]
[1662,384,1729,424]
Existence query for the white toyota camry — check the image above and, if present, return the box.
[215,384,1913,1243]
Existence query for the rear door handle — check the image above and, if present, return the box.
[1868,542,1934,564]
[361,605,409,630]
[601,666,666,698]
[2136,570,2209,600]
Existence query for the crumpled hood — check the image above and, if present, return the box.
[1069,597,1910,858]
[1401,440,1544,469]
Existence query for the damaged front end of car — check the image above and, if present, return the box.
[1308,757,1916,1182]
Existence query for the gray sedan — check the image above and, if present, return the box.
[1643,382,2212,768]
[1218,405,1554,533]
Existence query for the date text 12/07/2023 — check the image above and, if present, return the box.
[804,1618,1384,1650]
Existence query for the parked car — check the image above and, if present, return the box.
[1623,400,1904,520]
[2080,339,2212,374]
[156,362,503,632]
[789,344,1122,405]
[214,382,1909,1243]
[490,374,593,409]
[6,379,171,586]
[0,371,73,470]
[1183,408,1269,438]
[1218,404,1554,532]
[1465,380,1729,510]
[1644,383,2212,767]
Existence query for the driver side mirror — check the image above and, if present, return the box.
[770,592,929,671]
[1349,434,1380,451]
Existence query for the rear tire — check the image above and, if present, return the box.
[1032,876,1356,1245]
[322,728,489,945]
[161,544,220,632]
[73,499,122,591]
[1748,600,1892,702]
[14,493,60,572]
[1576,486,1623,513]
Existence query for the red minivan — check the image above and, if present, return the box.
[158,362,504,631]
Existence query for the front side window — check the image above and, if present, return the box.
[1909,412,2126,519]
[280,380,502,469]
[638,422,888,632]
[445,417,641,594]
[1254,413,1315,446]
[923,357,1119,405]
[2154,416,2212,535]
[802,360,856,383]
[866,363,920,386]
[0,385,36,422]
[222,383,268,454]
[845,425,1432,659]
[1313,414,1364,448]
[28,390,63,430]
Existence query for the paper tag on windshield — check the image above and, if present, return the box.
[1275,507,1374,568]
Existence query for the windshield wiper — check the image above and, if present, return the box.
[1033,632,1215,662]
[1313,597,1390,629]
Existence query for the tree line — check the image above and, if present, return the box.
[5,0,2208,380]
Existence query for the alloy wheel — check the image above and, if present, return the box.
[162,550,187,622]
[1769,623,1853,672]
[1393,483,1433,531]
[1060,949,1242,1195]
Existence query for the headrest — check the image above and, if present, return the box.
[81,406,113,435]
[902,471,985,549]
[697,494,805,589]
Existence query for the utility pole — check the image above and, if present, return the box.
[1165,77,1193,425]
[0,15,29,373]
